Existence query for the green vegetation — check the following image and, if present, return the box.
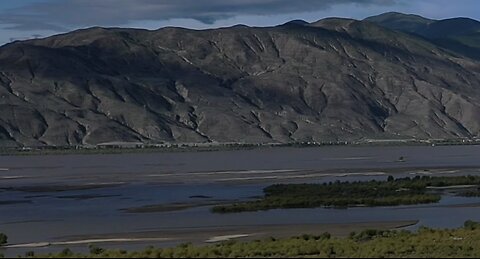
[0,233,7,246]
[24,221,480,258]
[212,175,480,213]
[89,245,105,255]
[0,232,7,258]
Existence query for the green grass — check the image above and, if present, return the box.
[212,175,480,213]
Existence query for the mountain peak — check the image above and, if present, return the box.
[365,12,480,35]
[364,12,435,32]
[280,19,309,27]
[367,12,434,21]
[310,17,357,29]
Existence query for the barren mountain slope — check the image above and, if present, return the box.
[0,18,479,147]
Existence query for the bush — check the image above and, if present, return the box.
[349,231,357,239]
[16,223,480,258]
[0,233,7,246]
[60,248,74,257]
[464,220,480,230]
[89,244,105,255]
[315,232,331,240]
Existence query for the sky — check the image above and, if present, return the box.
[0,0,479,46]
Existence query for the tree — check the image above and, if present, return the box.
[0,233,7,246]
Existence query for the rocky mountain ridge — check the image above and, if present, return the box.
[0,13,479,147]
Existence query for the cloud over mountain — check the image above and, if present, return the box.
[0,0,395,31]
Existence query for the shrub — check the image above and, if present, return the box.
[314,232,331,240]
[464,220,480,230]
[59,248,74,257]
[0,233,7,246]
[89,244,105,255]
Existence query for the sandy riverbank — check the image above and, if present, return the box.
[3,220,418,250]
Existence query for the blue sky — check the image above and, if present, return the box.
[0,0,479,45]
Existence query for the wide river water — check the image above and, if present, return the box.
[1,145,480,256]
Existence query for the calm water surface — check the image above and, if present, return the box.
[1,145,480,255]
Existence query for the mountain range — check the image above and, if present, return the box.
[366,12,480,60]
[0,12,479,147]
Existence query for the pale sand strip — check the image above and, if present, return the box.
[5,242,51,248]
[146,169,299,177]
[427,185,477,190]
[410,170,460,175]
[4,221,418,249]
[321,157,373,161]
[216,172,386,182]
[5,238,172,248]
[0,176,26,179]
[56,238,172,245]
[205,234,252,243]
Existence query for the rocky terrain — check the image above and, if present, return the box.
[0,13,479,147]
[366,12,480,60]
